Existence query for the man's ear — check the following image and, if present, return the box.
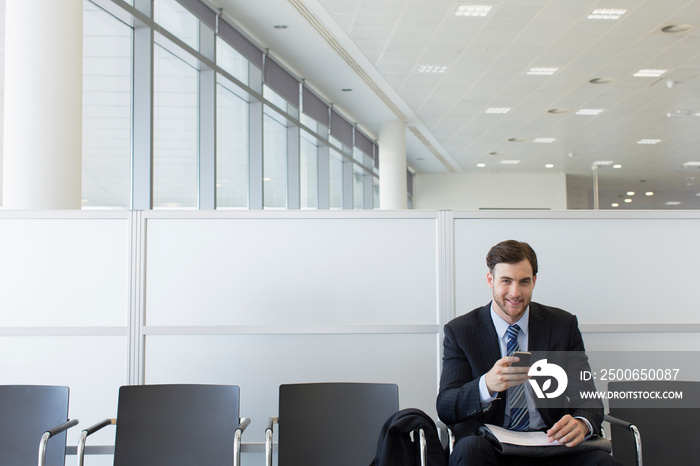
[532,274,537,288]
[487,271,494,289]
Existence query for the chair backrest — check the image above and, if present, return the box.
[0,385,70,466]
[113,384,241,466]
[608,380,700,466]
[278,382,399,466]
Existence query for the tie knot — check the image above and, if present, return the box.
[507,324,521,339]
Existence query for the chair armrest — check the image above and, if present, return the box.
[38,419,79,466]
[265,417,278,466]
[237,417,251,432]
[233,417,250,466]
[604,414,642,466]
[77,419,116,466]
[436,421,455,454]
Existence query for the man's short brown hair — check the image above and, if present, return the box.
[486,240,538,275]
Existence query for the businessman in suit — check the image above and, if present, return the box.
[437,240,621,465]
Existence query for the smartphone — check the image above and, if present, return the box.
[512,351,531,367]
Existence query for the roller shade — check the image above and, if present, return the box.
[330,109,353,148]
[302,87,329,126]
[264,58,300,108]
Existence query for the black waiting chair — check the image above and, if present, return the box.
[265,382,434,466]
[266,382,421,466]
[77,384,249,466]
[0,385,78,466]
[607,380,700,466]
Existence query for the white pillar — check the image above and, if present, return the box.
[3,0,83,209]
[379,120,407,210]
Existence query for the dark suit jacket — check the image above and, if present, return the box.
[436,302,603,439]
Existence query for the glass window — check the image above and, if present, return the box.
[373,178,380,209]
[82,1,132,209]
[153,43,199,208]
[329,150,344,209]
[300,131,318,209]
[216,80,248,209]
[153,0,199,51]
[353,166,364,209]
[216,37,248,85]
[263,108,287,209]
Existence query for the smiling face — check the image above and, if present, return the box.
[487,260,537,324]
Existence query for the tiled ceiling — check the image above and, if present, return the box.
[215,0,700,209]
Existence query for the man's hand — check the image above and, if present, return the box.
[547,415,589,447]
[484,356,530,393]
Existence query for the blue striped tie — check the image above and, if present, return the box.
[506,324,530,431]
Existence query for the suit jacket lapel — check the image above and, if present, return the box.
[476,304,501,364]
[528,302,549,352]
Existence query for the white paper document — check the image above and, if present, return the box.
[483,424,563,447]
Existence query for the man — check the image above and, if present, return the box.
[437,240,620,465]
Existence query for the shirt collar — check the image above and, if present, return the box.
[489,302,529,340]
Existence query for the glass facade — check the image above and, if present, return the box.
[0,0,383,210]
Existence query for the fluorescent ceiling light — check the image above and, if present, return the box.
[477,163,486,167]
[587,8,628,20]
[576,109,604,115]
[500,160,520,165]
[683,161,700,167]
[626,191,635,196]
[593,160,614,166]
[613,164,622,169]
[624,199,632,203]
[666,201,681,206]
[634,69,666,77]
[454,5,493,16]
[485,107,511,114]
[545,164,554,168]
[533,138,556,143]
[527,67,558,75]
[645,192,654,196]
[611,203,619,207]
[637,139,661,144]
[417,65,447,73]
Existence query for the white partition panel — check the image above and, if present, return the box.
[0,214,131,326]
[454,212,700,324]
[144,333,440,443]
[144,213,439,326]
[0,335,127,445]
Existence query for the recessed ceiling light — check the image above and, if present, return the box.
[576,109,604,115]
[611,203,619,207]
[500,160,520,165]
[683,161,700,167]
[454,4,493,16]
[477,163,486,167]
[489,151,504,156]
[613,164,622,169]
[273,25,288,29]
[508,137,528,143]
[341,88,352,92]
[634,69,667,77]
[593,161,614,166]
[637,139,661,144]
[417,65,447,73]
[485,107,511,114]
[587,8,628,20]
[534,138,556,143]
[661,24,693,34]
[589,77,614,84]
[527,67,558,76]
[666,201,681,206]
[645,192,654,196]
[263,177,272,181]
[624,198,632,203]
[627,191,635,196]
[545,164,554,168]
[547,108,570,114]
